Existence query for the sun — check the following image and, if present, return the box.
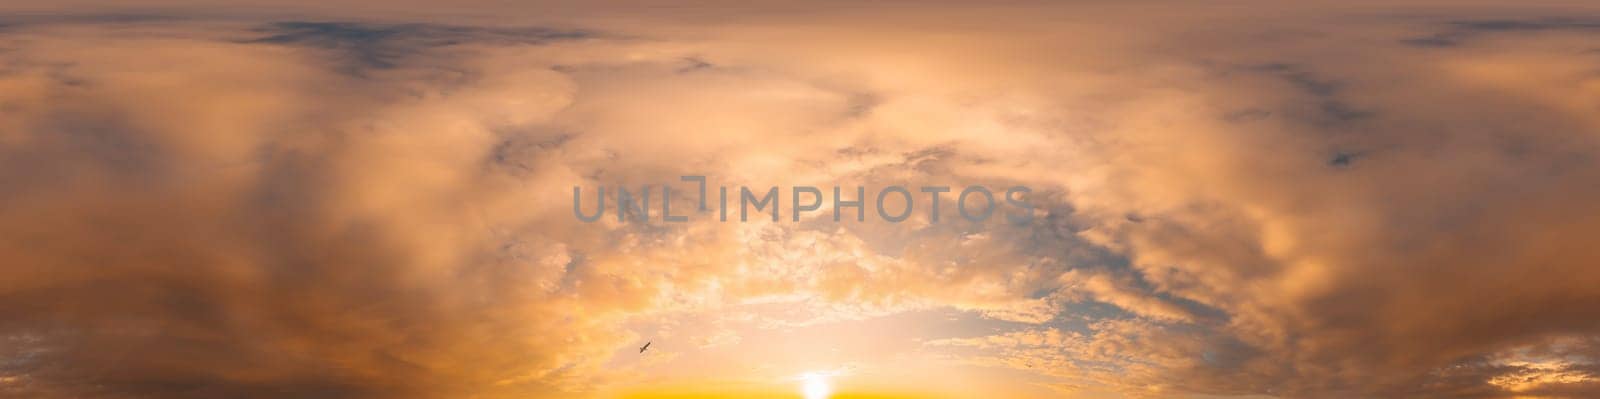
[799,372,832,399]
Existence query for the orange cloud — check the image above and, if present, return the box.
[2,4,1600,399]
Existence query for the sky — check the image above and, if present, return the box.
[2,2,1600,398]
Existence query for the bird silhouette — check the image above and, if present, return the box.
[639,341,651,353]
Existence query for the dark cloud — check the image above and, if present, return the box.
[1244,62,1375,123]
[245,21,589,74]
[674,56,713,73]
[1403,18,1600,47]
[1326,150,1364,168]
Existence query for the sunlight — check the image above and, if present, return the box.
[800,372,832,399]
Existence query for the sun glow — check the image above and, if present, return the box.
[800,372,832,399]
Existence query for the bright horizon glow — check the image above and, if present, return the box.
[800,372,832,399]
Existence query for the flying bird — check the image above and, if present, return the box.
[639,341,651,353]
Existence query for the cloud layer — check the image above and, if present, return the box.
[2,4,1600,398]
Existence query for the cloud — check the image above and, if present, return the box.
[1,5,1600,399]
[244,21,589,74]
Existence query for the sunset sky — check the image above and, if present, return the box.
[3,2,1600,398]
